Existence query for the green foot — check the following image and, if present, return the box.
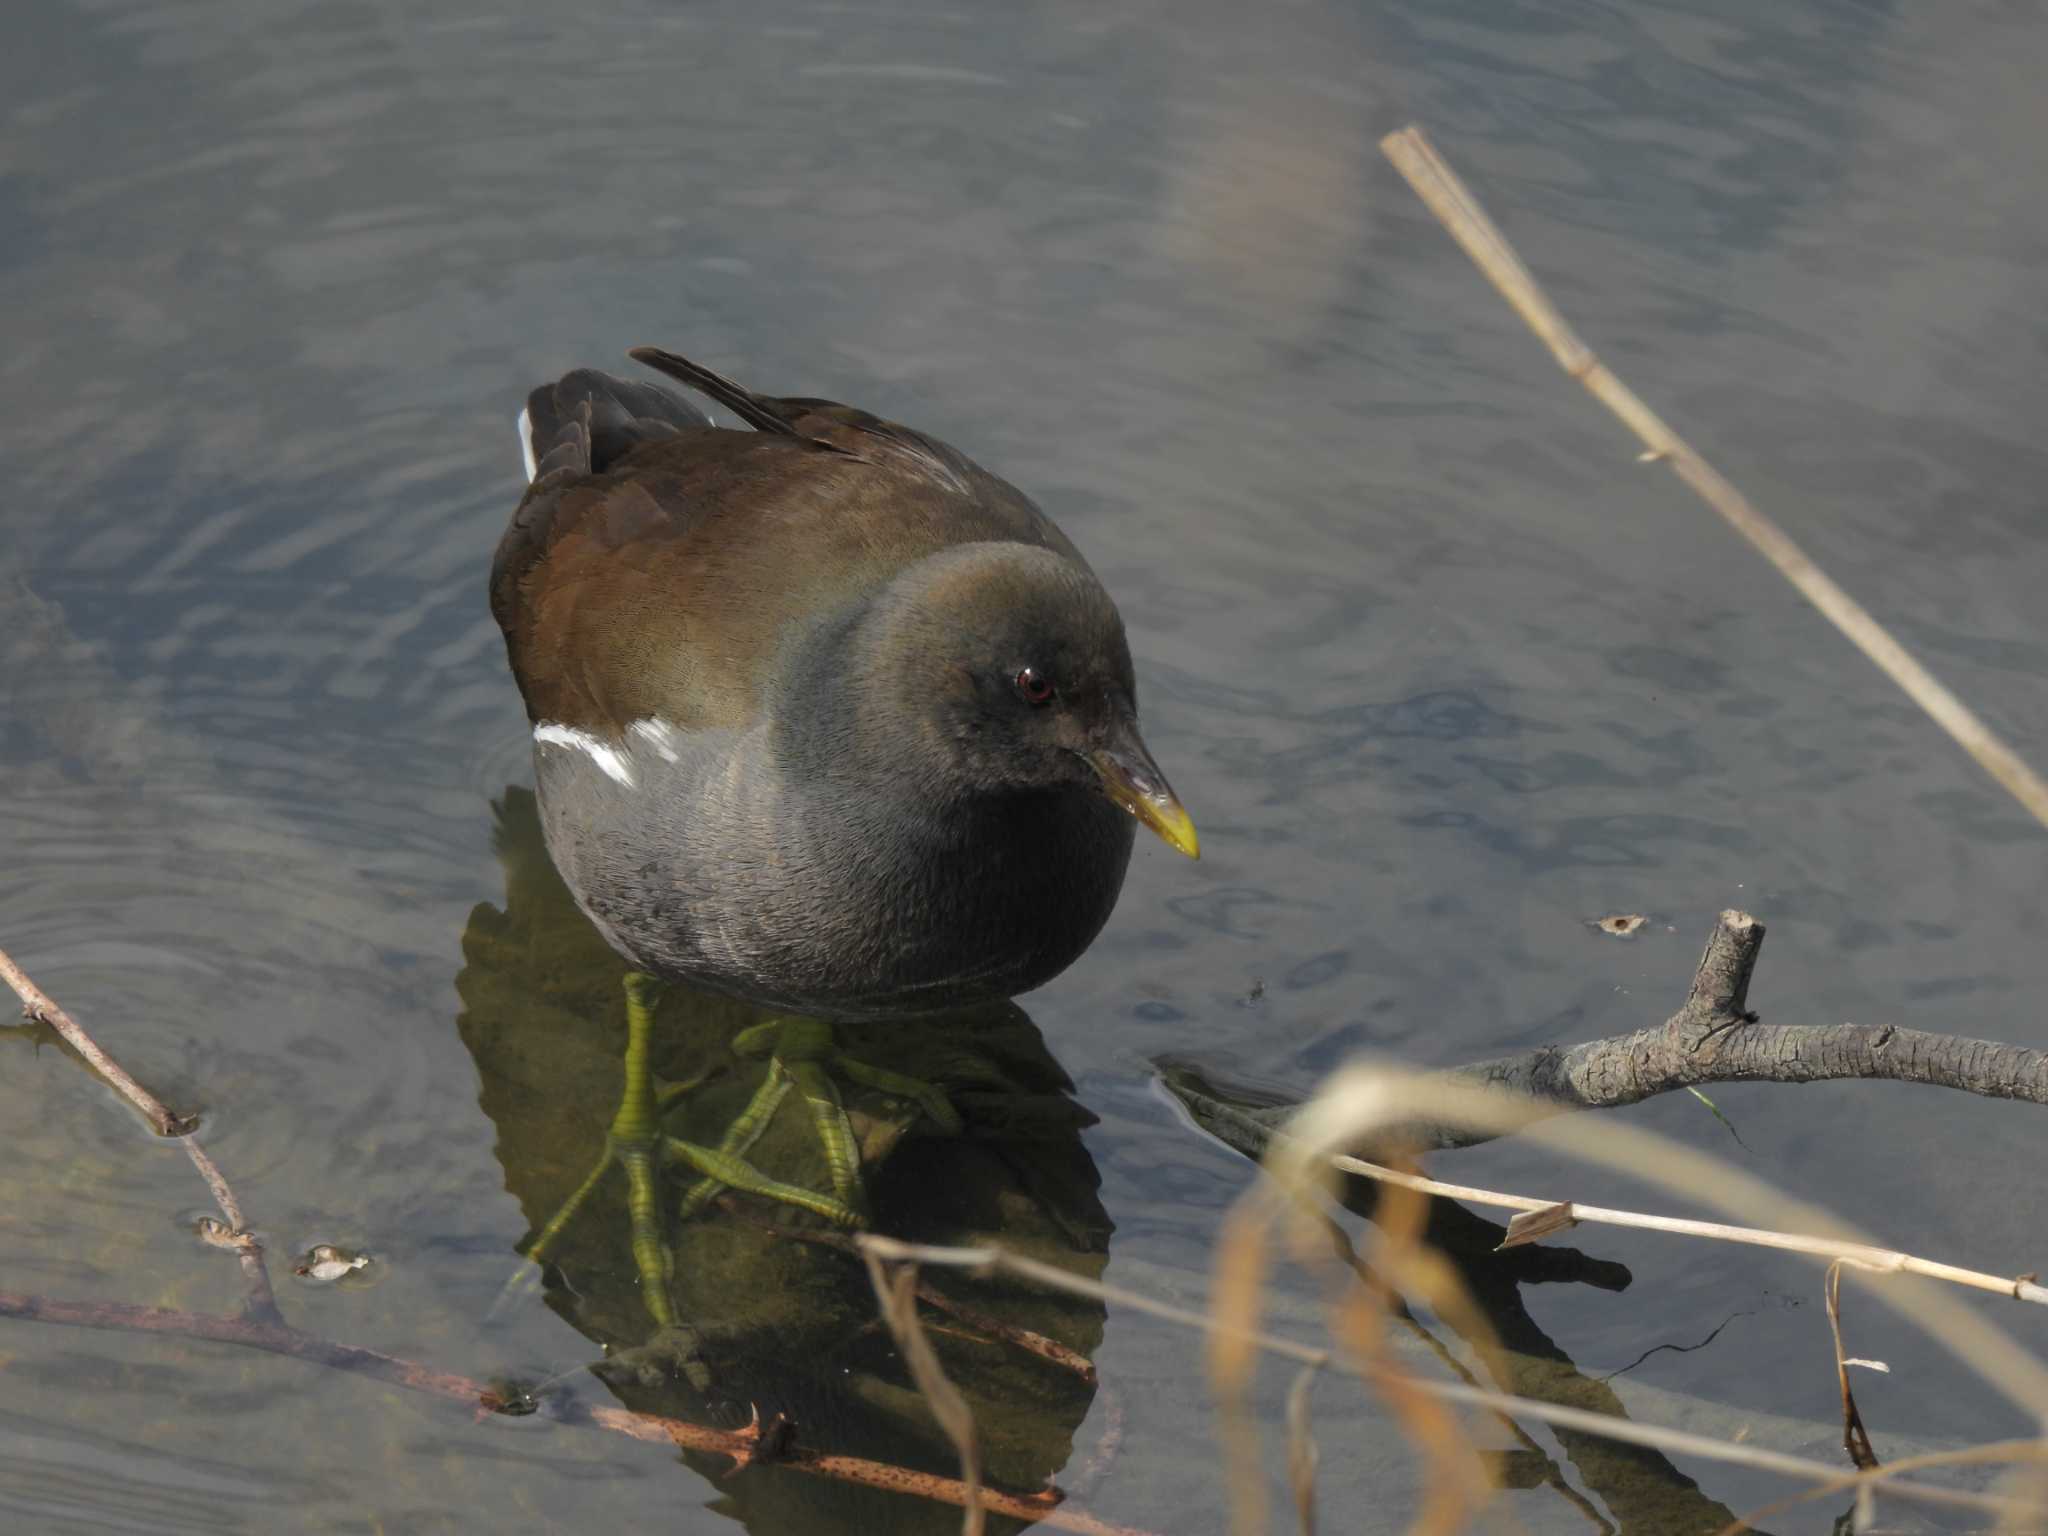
[506,983,964,1329]
[671,1016,963,1229]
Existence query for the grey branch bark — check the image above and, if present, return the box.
[1164,910,2048,1158]
[1450,910,2048,1137]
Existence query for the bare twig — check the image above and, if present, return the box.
[861,1250,986,1536]
[0,944,277,1320]
[0,1288,1159,1536]
[1176,913,2048,1157]
[1,944,192,1135]
[1379,124,2048,835]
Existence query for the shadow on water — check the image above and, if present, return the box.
[455,786,1110,1530]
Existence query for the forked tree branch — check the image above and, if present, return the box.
[1171,912,2048,1160]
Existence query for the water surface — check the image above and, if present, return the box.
[4,1,2046,1530]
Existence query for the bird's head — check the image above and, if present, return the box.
[853,542,1199,858]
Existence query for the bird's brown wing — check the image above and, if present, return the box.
[493,356,1079,738]
[628,345,1080,558]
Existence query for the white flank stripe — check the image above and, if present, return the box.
[534,722,636,788]
[517,405,538,483]
[627,717,682,763]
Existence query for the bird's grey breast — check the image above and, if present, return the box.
[530,713,1135,1017]
[530,716,760,977]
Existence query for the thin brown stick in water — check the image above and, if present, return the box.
[1379,124,2048,835]
[0,944,278,1319]
[0,1288,1159,1536]
[1,944,192,1135]
[861,1252,986,1536]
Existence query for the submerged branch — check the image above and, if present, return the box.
[0,943,278,1322]
[0,1288,1160,1536]
[0,943,193,1136]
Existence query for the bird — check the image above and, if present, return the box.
[490,346,1196,1325]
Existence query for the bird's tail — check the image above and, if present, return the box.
[516,368,712,484]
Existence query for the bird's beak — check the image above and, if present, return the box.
[1086,725,1200,859]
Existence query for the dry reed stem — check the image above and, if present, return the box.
[1265,1065,2048,1526]
[1824,1264,1880,1472]
[1333,1280,1487,1536]
[855,1236,2031,1520]
[1284,1366,1320,1536]
[1715,1439,2048,1536]
[1211,1196,1282,1536]
[1332,1171,1493,1536]
[1379,124,2048,836]
[1330,1153,2048,1308]
[1275,1066,2048,1419]
[1315,1207,1611,1534]
[0,943,277,1320]
[861,1251,986,1536]
[1994,1463,2048,1536]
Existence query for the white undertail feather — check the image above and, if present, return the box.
[517,405,538,483]
[534,722,636,788]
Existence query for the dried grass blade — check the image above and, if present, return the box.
[861,1252,985,1536]
[1825,1264,1881,1472]
[1285,1366,1320,1536]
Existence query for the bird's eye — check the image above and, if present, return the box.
[1014,666,1056,706]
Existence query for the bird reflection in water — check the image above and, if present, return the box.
[456,788,1111,1523]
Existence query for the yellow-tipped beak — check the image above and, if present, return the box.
[1086,745,1200,859]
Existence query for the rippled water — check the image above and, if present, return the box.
[4,1,2046,1531]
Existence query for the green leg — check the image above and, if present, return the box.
[508,971,677,1329]
[729,1018,865,1217]
[665,1131,864,1227]
[673,1063,795,1220]
[664,1023,864,1227]
[609,972,677,1327]
[782,1057,863,1212]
